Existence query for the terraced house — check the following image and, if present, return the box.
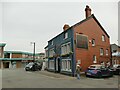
[45,5,111,76]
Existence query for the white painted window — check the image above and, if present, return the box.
[100,48,104,56]
[102,35,105,42]
[61,42,71,55]
[106,49,108,56]
[51,41,53,45]
[49,60,54,69]
[67,43,71,54]
[61,59,71,71]
[92,39,95,46]
[64,32,68,39]
[93,55,97,63]
[49,48,54,57]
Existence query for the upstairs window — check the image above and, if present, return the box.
[64,32,68,39]
[106,49,108,56]
[51,41,53,45]
[102,35,105,42]
[92,39,95,46]
[49,48,54,57]
[100,48,104,56]
[93,55,97,63]
[61,42,71,55]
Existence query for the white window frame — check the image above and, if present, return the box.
[49,60,54,70]
[102,35,105,42]
[92,39,95,46]
[49,48,54,57]
[61,59,72,72]
[93,55,97,63]
[61,42,71,55]
[100,48,104,56]
[64,32,68,39]
[51,41,53,45]
[106,49,108,56]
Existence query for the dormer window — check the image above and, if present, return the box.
[102,35,105,42]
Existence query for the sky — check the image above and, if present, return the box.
[0,0,118,53]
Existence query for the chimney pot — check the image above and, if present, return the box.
[63,24,70,31]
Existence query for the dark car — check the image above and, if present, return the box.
[25,62,42,71]
[111,64,120,75]
[85,64,113,78]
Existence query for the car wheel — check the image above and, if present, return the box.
[86,75,89,77]
[25,69,28,71]
[119,71,120,75]
[97,72,102,78]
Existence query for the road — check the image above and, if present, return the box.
[1,68,119,88]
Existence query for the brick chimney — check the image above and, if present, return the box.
[85,5,91,18]
[63,24,70,31]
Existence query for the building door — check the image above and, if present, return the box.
[57,58,61,73]
[3,62,9,68]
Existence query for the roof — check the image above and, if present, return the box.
[47,14,110,43]
[0,58,33,61]
[111,43,120,48]
[4,51,33,55]
[0,58,42,61]
[4,51,42,55]
[44,45,48,49]
[71,14,110,38]
[0,43,6,47]
[48,27,72,42]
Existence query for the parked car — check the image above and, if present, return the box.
[25,62,42,71]
[85,64,113,78]
[110,64,120,75]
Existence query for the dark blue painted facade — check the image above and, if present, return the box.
[47,28,76,76]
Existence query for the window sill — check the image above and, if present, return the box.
[61,69,72,72]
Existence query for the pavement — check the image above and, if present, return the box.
[34,70,75,79]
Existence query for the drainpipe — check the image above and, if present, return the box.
[72,28,76,77]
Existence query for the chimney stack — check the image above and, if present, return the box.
[85,5,91,18]
[63,24,70,31]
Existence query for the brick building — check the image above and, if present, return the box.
[0,43,44,69]
[45,5,111,76]
[0,43,6,68]
[111,44,120,65]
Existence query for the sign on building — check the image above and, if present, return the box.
[76,34,88,49]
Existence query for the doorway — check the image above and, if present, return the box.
[3,62,9,68]
[57,58,60,73]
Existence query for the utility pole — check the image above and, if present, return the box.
[31,42,35,62]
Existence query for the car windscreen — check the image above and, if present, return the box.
[26,63,34,67]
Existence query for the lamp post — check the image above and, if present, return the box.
[31,42,35,62]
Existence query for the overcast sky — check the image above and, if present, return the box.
[0,1,118,53]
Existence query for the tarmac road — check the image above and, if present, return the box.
[1,68,119,88]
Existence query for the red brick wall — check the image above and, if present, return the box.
[73,18,111,71]
[12,54,22,58]
[0,47,4,58]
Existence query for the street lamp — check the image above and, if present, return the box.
[30,42,35,62]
